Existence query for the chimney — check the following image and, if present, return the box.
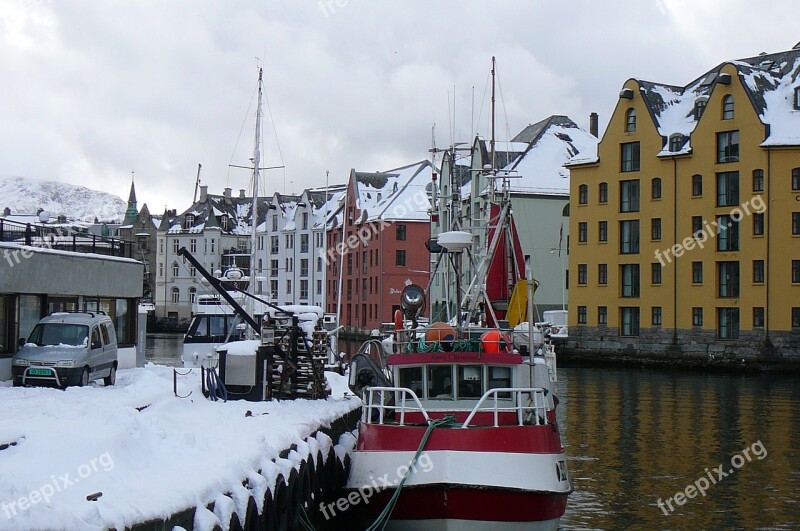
[589,112,599,138]
[199,185,208,202]
[2,206,9,217]
[239,189,246,199]
[224,187,232,200]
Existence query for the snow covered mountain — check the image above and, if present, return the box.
[0,176,127,222]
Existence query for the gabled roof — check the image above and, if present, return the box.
[166,193,269,236]
[352,160,432,222]
[633,45,800,152]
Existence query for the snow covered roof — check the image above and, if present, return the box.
[166,193,270,236]
[352,160,432,222]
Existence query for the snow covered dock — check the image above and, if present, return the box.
[0,365,361,530]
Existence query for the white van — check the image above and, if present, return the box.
[12,312,119,388]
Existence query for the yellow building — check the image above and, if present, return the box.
[567,44,800,364]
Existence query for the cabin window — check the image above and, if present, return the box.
[487,366,512,399]
[427,365,453,399]
[457,365,484,399]
[398,367,423,398]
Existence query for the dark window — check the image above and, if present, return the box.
[598,221,608,242]
[621,142,640,172]
[695,98,707,119]
[620,307,640,336]
[652,177,662,199]
[722,95,734,120]
[793,212,800,235]
[396,250,406,266]
[717,215,739,251]
[598,306,608,325]
[717,171,739,207]
[578,184,588,205]
[753,213,764,236]
[718,261,740,298]
[692,261,703,284]
[578,264,588,285]
[577,306,587,324]
[692,216,703,237]
[599,182,608,203]
[753,307,765,328]
[652,262,662,285]
[752,169,764,192]
[621,264,640,297]
[753,260,765,283]
[795,87,800,110]
[620,180,640,212]
[625,108,636,132]
[620,220,640,254]
[652,306,662,326]
[692,307,703,326]
[793,168,800,191]
[396,224,407,241]
[651,218,662,240]
[793,308,800,328]
[692,174,703,197]
[562,203,570,216]
[598,264,608,285]
[578,222,588,243]
[718,308,739,339]
[716,131,739,163]
[669,134,684,152]
[300,234,309,253]
[793,260,800,284]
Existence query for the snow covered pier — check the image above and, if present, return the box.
[1,366,361,530]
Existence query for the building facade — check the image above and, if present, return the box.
[567,45,800,363]
[325,161,432,332]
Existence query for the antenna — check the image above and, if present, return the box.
[193,163,202,204]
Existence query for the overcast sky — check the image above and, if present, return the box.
[1,0,798,214]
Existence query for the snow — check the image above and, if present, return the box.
[0,242,143,265]
[0,365,360,530]
[0,177,127,222]
[354,161,432,222]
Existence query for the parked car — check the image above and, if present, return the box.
[12,312,118,388]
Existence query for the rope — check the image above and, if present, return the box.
[365,416,458,531]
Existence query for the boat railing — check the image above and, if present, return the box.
[362,386,550,428]
[461,387,549,428]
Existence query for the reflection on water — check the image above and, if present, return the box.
[145,333,184,367]
[141,336,799,528]
[558,366,800,530]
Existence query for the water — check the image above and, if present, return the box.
[144,334,800,529]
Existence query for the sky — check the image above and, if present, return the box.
[1,0,798,214]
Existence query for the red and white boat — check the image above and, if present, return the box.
[344,57,571,529]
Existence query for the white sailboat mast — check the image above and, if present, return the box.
[248,68,263,313]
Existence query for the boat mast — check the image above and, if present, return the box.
[246,69,264,326]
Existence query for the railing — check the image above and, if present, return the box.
[0,219,133,258]
[362,386,550,428]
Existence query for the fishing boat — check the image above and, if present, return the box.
[344,58,571,530]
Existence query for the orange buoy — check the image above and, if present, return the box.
[481,329,511,354]
[425,322,456,351]
[394,309,404,330]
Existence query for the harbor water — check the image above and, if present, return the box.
[145,335,799,529]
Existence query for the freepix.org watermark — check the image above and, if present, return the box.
[656,440,767,516]
[318,189,430,267]
[654,195,766,267]
[1,452,115,519]
[318,0,348,18]
[319,451,433,520]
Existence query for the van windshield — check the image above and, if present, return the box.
[28,324,89,347]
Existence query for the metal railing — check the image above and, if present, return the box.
[362,386,550,428]
[0,219,133,258]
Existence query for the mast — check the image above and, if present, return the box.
[193,164,202,204]
[247,69,263,324]
[490,56,496,176]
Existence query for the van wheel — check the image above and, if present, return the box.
[104,364,116,386]
[80,368,90,387]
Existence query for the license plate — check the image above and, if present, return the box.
[28,368,53,376]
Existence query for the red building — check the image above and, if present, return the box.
[325,161,432,331]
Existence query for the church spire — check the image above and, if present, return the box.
[124,171,138,223]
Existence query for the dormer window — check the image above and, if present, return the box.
[220,215,229,230]
[694,97,708,119]
[625,108,637,132]
[794,87,800,110]
[669,134,685,152]
[184,214,195,229]
[722,95,734,120]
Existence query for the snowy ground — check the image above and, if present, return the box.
[0,365,360,530]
